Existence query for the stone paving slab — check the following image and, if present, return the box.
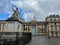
[27,36,60,45]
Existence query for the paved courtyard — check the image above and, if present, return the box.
[27,36,60,45]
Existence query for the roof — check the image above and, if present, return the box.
[6,17,24,24]
[45,14,60,19]
[23,21,45,26]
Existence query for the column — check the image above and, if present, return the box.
[53,26,55,31]
[43,25,44,32]
[59,32,60,36]
[28,26,29,32]
[3,24,4,30]
[27,26,28,32]
[57,25,59,31]
[25,25,27,32]
[36,25,38,33]
[29,26,31,32]
[54,32,56,36]
[49,32,52,36]
[58,32,59,36]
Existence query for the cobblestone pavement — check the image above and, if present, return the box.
[27,36,60,45]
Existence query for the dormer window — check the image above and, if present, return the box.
[46,18,50,21]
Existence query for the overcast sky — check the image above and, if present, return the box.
[0,0,60,22]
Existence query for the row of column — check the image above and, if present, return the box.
[49,32,60,36]
[24,25,30,32]
[24,25,45,32]
[49,26,60,31]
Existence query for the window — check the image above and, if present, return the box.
[59,26,60,30]
[51,26,53,30]
[17,25,20,29]
[40,29,43,32]
[24,26,27,31]
[55,23,56,25]
[25,26,27,30]
[55,26,57,30]
[55,32,58,36]
[24,25,25,30]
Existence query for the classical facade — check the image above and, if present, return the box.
[23,15,60,37]
[23,20,46,36]
[46,15,60,37]
[0,7,60,37]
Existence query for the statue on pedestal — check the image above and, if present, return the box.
[12,6,20,19]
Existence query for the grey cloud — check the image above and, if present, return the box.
[1,0,60,22]
[12,0,60,21]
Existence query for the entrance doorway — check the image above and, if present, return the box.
[32,26,36,36]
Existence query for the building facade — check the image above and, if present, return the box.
[0,7,24,40]
[0,7,60,37]
[23,15,60,37]
[23,20,46,36]
[46,15,60,37]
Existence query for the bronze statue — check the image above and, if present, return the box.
[12,6,20,19]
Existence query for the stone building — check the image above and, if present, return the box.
[0,7,24,40]
[46,15,60,37]
[23,15,60,37]
[0,7,60,37]
[23,20,46,36]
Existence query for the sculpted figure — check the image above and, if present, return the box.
[12,7,20,19]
